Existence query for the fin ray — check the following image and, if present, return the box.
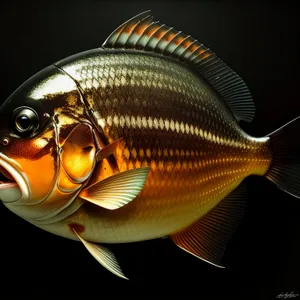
[266,116,300,198]
[103,10,152,47]
[79,167,150,210]
[170,183,248,267]
[73,229,128,280]
[103,11,255,123]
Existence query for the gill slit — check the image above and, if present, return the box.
[53,66,99,133]
[54,65,120,173]
[28,122,85,222]
[28,116,97,221]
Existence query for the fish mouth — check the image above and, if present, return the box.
[0,153,29,203]
[0,165,18,187]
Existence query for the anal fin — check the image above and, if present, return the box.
[170,183,248,267]
[73,229,128,280]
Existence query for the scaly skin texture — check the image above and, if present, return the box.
[36,50,272,243]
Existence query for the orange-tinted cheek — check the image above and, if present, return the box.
[7,129,58,203]
[15,153,57,203]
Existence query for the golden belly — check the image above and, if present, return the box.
[33,131,270,243]
[37,146,270,243]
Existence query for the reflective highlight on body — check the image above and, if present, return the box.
[0,11,299,280]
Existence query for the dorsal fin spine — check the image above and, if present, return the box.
[145,24,166,49]
[194,53,213,65]
[145,24,162,44]
[173,35,191,57]
[119,21,142,46]
[164,31,182,54]
[162,29,180,52]
[114,23,133,47]
[103,10,151,47]
[128,17,154,47]
[172,32,186,54]
[102,11,256,123]
[190,49,208,64]
[179,39,198,60]
[186,45,203,62]
[156,27,174,52]
[135,22,154,49]
[136,21,159,48]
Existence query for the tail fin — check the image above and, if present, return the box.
[265,116,300,198]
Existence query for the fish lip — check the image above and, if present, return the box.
[0,182,18,190]
[0,153,30,204]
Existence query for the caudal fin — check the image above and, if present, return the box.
[265,116,300,198]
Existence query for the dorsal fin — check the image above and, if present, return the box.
[102,11,255,123]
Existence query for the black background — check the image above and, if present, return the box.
[1,2,300,299]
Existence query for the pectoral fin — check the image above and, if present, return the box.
[79,167,150,210]
[73,229,128,280]
[170,183,248,267]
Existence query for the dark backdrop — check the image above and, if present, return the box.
[0,2,299,299]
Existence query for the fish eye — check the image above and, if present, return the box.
[1,137,10,146]
[11,107,39,137]
[16,115,31,131]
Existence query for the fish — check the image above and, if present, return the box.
[0,10,299,280]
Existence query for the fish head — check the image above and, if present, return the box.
[0,65,92,218]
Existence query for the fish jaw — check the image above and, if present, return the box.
[0,153,29,203]
[0,182,21,203]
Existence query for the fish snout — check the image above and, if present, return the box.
[0,153,29,203]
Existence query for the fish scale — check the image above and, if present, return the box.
[49,50,272,243]
[1,11,298,279]
[63,53,251,146]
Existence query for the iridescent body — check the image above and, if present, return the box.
[0,11,298,279]
[36,50,271,243]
